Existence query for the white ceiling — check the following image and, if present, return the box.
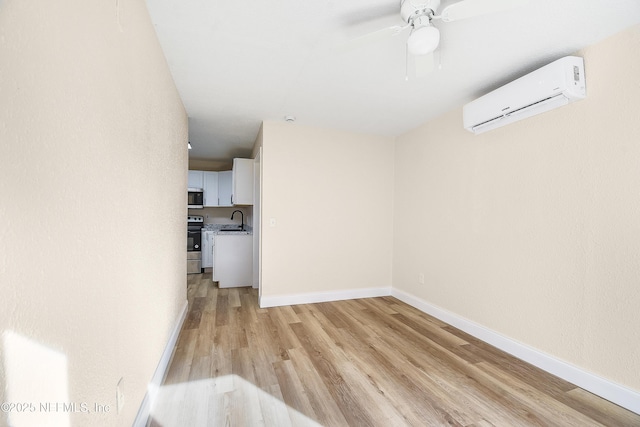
[146,0,640,160]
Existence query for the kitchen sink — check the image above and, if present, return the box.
[220,227,245,232]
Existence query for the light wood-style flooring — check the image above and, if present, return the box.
[148,273,640,426]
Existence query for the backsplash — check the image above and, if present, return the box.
[188,206,253,226]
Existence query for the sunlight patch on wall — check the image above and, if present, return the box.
[149,375,322,426]
[3,331,70,427]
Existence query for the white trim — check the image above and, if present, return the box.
[132,299,189,427]
[260,286,391,308]
[391,288,640,416]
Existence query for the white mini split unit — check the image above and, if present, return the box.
[463,56,586,134]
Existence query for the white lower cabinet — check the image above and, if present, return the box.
[213,234,252,288]
[201,230,214,268]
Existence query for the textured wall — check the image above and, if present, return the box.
[260,121,394,298]
[188,158,233,171]
[0,0,188,425]
[393,25,640,391]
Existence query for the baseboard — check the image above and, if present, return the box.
[132,299,189,427]
[260,286,391,308]
[391,288,640,415]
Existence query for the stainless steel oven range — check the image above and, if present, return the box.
[187,215,203,274]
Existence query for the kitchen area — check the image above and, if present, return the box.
[187,158,255,289]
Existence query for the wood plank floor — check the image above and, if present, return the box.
[148,273,640,426]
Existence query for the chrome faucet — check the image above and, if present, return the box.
[231,210,244,230]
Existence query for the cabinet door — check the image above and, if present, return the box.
[211,235,217,281]
[232,158,254,205]
[188,170,204,189]
[201,231,213,268]
[203,172,219,207]
[218,170,233,207]
[201,230,208,267]
[214,234,252,288]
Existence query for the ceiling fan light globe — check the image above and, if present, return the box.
[407,25,440,55]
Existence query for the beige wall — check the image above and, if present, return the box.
[260,121,394,297]
[393,25,640,391]
[188,158,233,171]
[0,1,187,426]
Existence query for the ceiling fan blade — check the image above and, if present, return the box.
[414,52,435,78]
[440,0,529,23]
[335,24,409,53]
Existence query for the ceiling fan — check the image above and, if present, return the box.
[346,0,529,77]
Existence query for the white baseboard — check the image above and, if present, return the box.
[132,299,189,427]
[260,286,391,308]
[391,288,640,416]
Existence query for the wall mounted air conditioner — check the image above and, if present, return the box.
[463,56,586,135]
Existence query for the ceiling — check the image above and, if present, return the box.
[146,0,640,160]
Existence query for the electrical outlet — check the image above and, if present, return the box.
[418,273,425,284]
[116,377,124,414]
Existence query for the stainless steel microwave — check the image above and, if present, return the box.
[188,188,204,208]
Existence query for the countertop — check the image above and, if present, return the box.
[202,224,253,235]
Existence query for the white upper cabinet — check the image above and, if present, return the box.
[232,158,254,205]
[189,169,234,207]
[218,170,233,207]
[203,172,219,207]
[187,170,204,189]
